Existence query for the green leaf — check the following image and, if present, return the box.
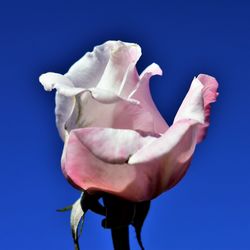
[70,193,85,250]
[132,201,150,250]
[56,205,73,212]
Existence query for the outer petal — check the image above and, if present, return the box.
[39,72,131,102]
[173,75,219,142]
[62,120,200,202]
[197,74,219,142]
[173,77,205,124]
[39,73,77,140]
[128,119,200,195]
[39,73,123,140]
[130,63,169,134]
[64,128,156,164]
[39,72,81,96]
[55,93,75,140]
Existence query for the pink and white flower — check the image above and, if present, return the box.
[39,40,218,202]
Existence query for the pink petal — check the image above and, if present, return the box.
[197,74,219,142]
[173,74,219,143]
[131,63,169,134]
[61,128,156,201]
[173,77,205,124]
[129,119,200,193]
[62,120,200,202]
[65,128,156,164]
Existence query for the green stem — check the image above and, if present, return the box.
[74,241,80,250]
[111,226,130,250]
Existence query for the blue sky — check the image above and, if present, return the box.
[1,1,249,249]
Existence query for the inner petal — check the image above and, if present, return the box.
[65,41,120,88]
[97,42,141,95]
[66,91,156,133]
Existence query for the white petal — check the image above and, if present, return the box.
[65,92,154,132]
[55,93,75,140]
[91,88,126,104]
[96,42,141,96]
[65,40,141,98]
[118,63,140,99]
[65,41,119,88]
[39,72,85,96]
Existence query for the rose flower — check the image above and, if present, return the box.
[39,40,218,202]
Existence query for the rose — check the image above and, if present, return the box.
[39,40,218,202]
[39,41,218,248]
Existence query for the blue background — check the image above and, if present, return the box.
[1,1,249,249]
